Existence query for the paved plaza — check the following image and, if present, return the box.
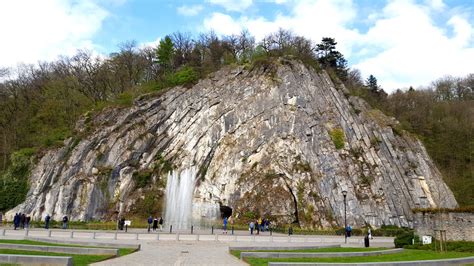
[0,227,395,265]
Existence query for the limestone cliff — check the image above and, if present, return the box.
[7,59,457,228]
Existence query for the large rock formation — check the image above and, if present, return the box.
[7,59,457,228]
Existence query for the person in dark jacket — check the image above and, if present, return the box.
[147,216,153,232]
[20,213,26,229]
[13,213,19,230]
[159,217,163,231]
[25,215,31,229]
[153,217,158,231]
[62,216,68,229]
[45,214,51,229]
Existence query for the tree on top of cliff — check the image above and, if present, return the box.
[315,37,348,79]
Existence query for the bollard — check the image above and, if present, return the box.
[191,225,193,234]
[25,229,29,237]
[125,225,128,233]
[1,229,5,236]
[93,232,96,239]
[270,228,272,236]
[70,231,74,238]
[211,226,214,235]
[170,225,172,234]
[231,226,234,235]
[135,233,139,240]
[48,230,52,237]
[114,232,117,240]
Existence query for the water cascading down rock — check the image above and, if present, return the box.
[6,59,458,229]
[165,167,197,229]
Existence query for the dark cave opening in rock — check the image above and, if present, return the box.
[220,205,232,218]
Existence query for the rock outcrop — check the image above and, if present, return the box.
[7,59,457,228]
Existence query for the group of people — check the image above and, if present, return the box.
[12,213,31,230]
[248,217,270,235]
[147,216,164,232]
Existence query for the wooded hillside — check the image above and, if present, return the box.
[0,30,472,211]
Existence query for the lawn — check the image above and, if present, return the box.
[230,247,387,258]
[241,249,474,266]
[0,249,111,266]
[0,239,137,265]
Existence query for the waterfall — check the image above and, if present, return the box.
[164,167,197,229]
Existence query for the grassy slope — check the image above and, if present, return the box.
[242,249,474,266]
[230,247,387,258]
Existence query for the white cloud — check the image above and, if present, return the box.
[0,0,109,68]
[204,13,244,36]
[177,5,204,16]
[202,0,474,92]
[354,0,474,90]
[207,0,253,12]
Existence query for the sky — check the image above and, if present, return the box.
[0,0,473,92]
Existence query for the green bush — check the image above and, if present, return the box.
[166,66,199,87]
[394,231,418,248]
[0,148,35,211]
[133,170,152,188]
[405,241,474,252]
[329,128,345,149]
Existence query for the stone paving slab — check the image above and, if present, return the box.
[92,241,246,266]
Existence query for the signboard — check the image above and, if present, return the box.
[124,220,131,226]
[422,235,432,245]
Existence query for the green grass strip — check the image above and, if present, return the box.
[230,247,387,258]
[243,249,474,266]
[0,249,111,266]
[0,239,135,255]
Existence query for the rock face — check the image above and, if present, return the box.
[7,60,457,228]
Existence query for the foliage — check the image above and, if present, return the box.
[394,231,418,248]
[405,241,474,253]
[132,170,153,188]
[0,148,35,211]
[165,66,199,87]
[329,128,345,149]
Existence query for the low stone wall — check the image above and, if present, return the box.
[268,256,474,265]
[0,254,72,266]
[240,248,403,259]
[0,243,118,255]
[413,212,473,241]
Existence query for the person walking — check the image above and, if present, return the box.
[147,216,153,232]
[0,212,3,226]
[368,228,372,239]
[62,215,68,229]
[153,217,158,231]
[45,214,51,229]
[159,216,163,231]
[255,219,260,235]
[223,217,228,234]
[13,213,19,230]
[20,213,25,229]
[249,221,255,235]
[25,215,31,229]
